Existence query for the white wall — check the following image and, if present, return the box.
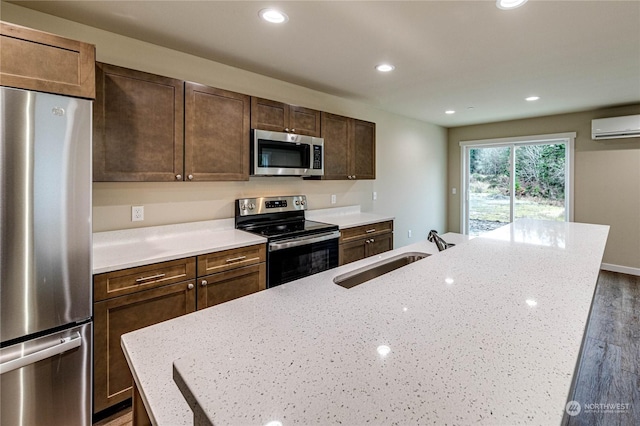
[2,2,448,248]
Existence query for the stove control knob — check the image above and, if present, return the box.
[300,200,305,205]
[241,204,247,211]
[249,203,255,210]
[295,200,300,206]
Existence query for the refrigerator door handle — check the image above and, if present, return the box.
[0,332,82,375]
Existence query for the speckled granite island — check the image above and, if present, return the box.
[121,219,609,425]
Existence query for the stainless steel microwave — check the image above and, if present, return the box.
[251,129,324,177]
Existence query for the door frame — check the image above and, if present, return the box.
[459,132,576,235]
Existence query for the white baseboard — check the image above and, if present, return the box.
[600,263,640,277]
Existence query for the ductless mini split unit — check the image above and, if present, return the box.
[591,114,640,140]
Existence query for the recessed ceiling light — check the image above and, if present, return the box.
[525,96,540,101]
[445,110,456,115]
[375,64,395,72]
[259,8,288,24]
[496,0,528,10]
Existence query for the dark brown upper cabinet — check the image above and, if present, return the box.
[0,21,95,99]
[184,82,250,181]
[321,112,376,180]
[251,97,321,137]
[93,63,184,181]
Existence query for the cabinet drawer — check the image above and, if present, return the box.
[197,244,266,276]
[339,220,393,243]
[198,263,266,310]
[94,257,196,302]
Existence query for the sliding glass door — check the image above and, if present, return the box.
[467,146,512,235]
[461,134,574,236]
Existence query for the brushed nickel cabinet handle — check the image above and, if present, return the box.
[226,255,247,263]
[135,273,165,283]
[365,229,376,233]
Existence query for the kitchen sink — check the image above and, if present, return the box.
[333,252,430,289]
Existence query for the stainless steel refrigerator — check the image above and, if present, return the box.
[1,86,92,425]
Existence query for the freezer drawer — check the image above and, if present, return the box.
[0,322,92,426]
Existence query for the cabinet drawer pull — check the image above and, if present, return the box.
[135,273,166,283]
[175,174,182,180]
[225,255,247,263]
[365,229,376,233]
[201,280,208,287]
[188,283,194,290]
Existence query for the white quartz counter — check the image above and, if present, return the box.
[121,220,609,425]
[306,205,395,229]
[93,219,266,274]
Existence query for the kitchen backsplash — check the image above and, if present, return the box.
[92,177,374,232]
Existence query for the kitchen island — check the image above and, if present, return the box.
[121,219,609,425]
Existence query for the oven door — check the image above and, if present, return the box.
[267,230,340,287]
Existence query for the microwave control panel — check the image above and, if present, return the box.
[313,145,322,169]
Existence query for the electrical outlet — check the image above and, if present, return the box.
[372,191,377,201]
[132,205,144,222]
[408,230,412,238]
[331,194,337,204]
[452,187,457,195]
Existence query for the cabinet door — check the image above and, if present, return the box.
[250,97,289,132]
[321,112,351,180]
[339,239,367,266]
[185,82,250,181]
[366,232,393,257]
[198,263,266,310]
[93,281,196,413]
[0,22,95,99]
[93,63,184,181]
[289,105,321,137]
[352,119,376,180]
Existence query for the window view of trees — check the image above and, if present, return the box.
[468,144,566,235]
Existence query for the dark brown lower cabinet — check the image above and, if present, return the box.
[339,232,393,265]
[198,263,266,310]
[93,280,196,413]
[338,220,394,266]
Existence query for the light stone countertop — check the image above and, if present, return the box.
[307,205,395,229]
[93,207,393,274]
[92,219,266,274]
[121,219,609,425]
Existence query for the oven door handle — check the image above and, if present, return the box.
[269,230,340,252]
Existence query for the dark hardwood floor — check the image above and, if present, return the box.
[93,271,639,425]
[566,271,640,426]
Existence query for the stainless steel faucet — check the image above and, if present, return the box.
[427,230,455,252]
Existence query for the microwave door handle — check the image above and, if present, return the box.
[269,230,340,252]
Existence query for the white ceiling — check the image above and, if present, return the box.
[11,0,640,127]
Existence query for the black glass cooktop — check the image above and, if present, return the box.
[246,220,338,240]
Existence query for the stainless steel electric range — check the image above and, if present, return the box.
[235,195,340,288]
